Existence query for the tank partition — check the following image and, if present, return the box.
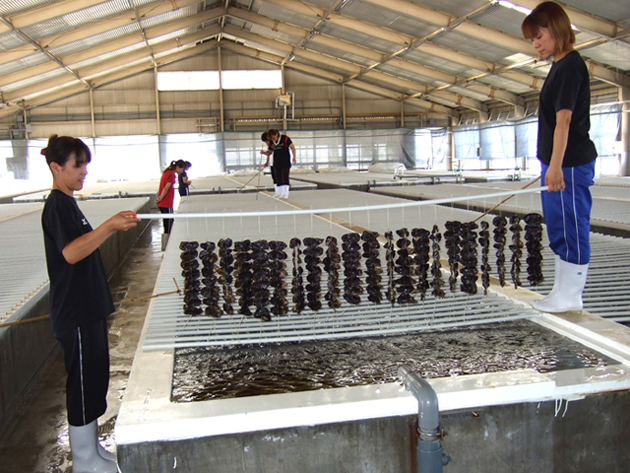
[369,182,630,238]
[117,193,630,472]
[0,197,151,436]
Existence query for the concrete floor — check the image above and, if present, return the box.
[0,221,163,473]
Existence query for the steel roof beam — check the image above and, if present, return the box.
[0,0,210,64]
[2,27,221,103]
[0,40,220,120]
[223,24,486,112]
[229,7,522,108]
[0,9,225,89]
[358,0,627,87]
[508,0,619,38]
[219,41,456,117]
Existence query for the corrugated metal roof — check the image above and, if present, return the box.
[0,68,68,94]
[411,0,488,18]
[304,42,376,68]
[48,24,140,57]
[340,1,437,39]
[258,2,320,30]
[561,0,630,23]
[317,23,401,55]
[0,0,56,17]
[0,0,627,116]
[0,52,49,78]
[400,50,471,76]
[431,30,512,62]
[0,31,29,53]
[473,3,528,39]
[582,41,630,72]
[376,63,439,88]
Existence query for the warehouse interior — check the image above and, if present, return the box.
[0,0,630,472]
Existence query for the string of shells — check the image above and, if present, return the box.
[178,213,545,320]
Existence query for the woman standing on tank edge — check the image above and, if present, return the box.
[41,135,139,472]
[521,1,597,313]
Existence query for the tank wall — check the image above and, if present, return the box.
[0,202,151,436]
[117,391,630,473]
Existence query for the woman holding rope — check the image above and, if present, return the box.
[522,2,597,313]
[41,135,139,472]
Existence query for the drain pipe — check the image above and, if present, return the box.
[398,365,451,473]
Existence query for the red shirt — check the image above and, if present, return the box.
[158,169,176,208]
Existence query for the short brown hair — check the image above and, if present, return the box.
[521,1,575,56]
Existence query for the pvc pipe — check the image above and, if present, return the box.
[399,365,451,473]
[136,186,548,220]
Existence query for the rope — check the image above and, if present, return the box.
[135,185,548,220]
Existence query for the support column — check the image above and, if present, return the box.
[400,100,405,128]
[281,64,287,131]
[154,65,161,135]
[23,108,29,140]
[621,87,630,177]
[341,84,347,130]
[218,47,225,132]
[89,88,96,138]
[449,115,457,172]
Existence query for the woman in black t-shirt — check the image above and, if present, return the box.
[41,135,139,472]
[264,128,297,199]
[522,2,597,313]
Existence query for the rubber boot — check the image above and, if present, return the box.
[273,184,280,198]
[161,233,169,251]
[283,185,290,199]
[69,421,118,473]
[537,255,561,303]
[95,420,116,461]
[531,260,588,313]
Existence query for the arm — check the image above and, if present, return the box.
[290,143,297,165]
[183,176,191,185]
[545,109,572,193]
[155,182,172,204]
[62,211,139,264]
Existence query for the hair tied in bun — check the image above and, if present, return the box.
[41,148,47,156]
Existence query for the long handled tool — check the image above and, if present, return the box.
[237,154,267,195]
[473,176,541,223]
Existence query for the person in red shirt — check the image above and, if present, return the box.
[156,160,183,250]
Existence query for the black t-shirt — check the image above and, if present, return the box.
[268,135,293,169]
[537,50,597,167]
[42,190,114,338]
[178,171,189,196]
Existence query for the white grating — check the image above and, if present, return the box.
[141,193,542,351]
[143,290,540,350]
[0,198,149,325]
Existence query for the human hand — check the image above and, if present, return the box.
[544,166,565,193]
[292,158,297,165]
[108,211,140,232]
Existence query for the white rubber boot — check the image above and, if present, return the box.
[273,184,280,198]
[537,255,561,303]
[95,420,116,461]
[283,185,290,199]
[531,260,588,313]
[69,421,118,473]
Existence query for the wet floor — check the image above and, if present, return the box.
[0,221,163,473]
